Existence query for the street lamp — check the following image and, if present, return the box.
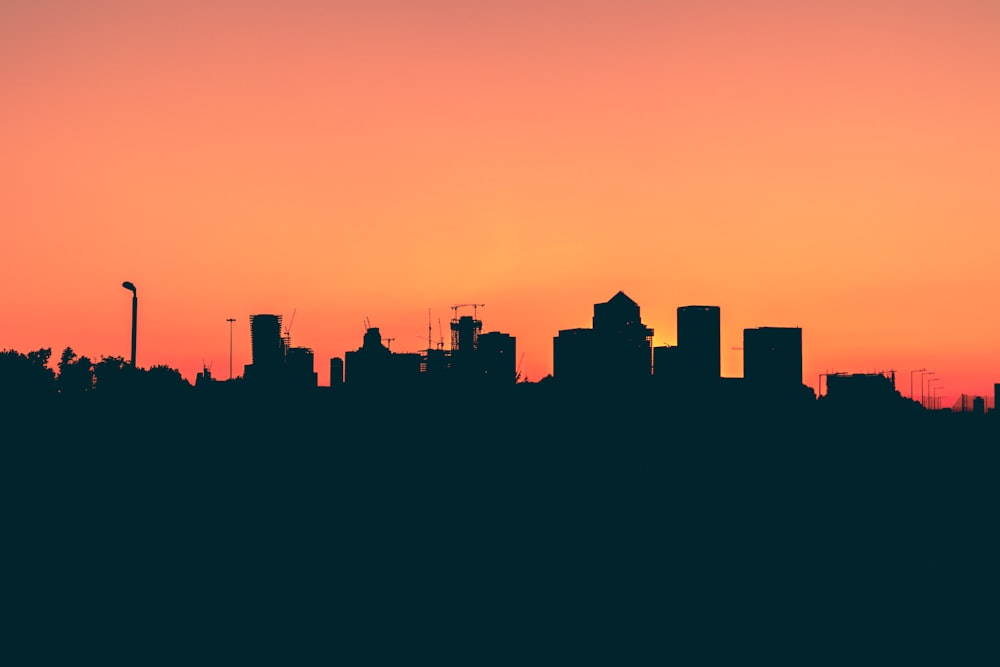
[122,281,137,366]
[921,371,935,408]
[933,386,945,411]
[910,368,926,401]
[927,377,941,409]
[227,318,236,380]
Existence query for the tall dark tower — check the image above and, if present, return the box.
[449,314,482,380]
[677,305,721,383]
[246,314,284,385]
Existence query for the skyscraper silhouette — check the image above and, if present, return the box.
[677,305,721,384]
[744,326,802,391]
[245,314,284,386]
[554,291,653,386]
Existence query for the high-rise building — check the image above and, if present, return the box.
[554,291,653,385]
[553,328,596,384]
[448,314,483,380]
[450,315,482,354]
[345,327,392,388]
[677,305,721,383]
[285,346,318,390]
[245,314,284,385]
[743,326,802,389]
[478,331,517,384]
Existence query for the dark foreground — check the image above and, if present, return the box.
[4,389,999,663]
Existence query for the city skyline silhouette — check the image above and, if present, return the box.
[3,285,997,417]
[3,3,999,661]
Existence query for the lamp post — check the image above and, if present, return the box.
[921,371,935,408]
[227,318,236,380]
[910,368,926,401]
[122,281,137,367]
[927,377,941,409]
[933,386,945,411]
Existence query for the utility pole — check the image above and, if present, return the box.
[227,318,236,380]
[910,368,926,401]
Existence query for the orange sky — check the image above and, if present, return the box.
[3,0,999,404]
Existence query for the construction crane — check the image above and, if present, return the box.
[284,308,297,347]
[451,303,485,320]
[426,308,432,351]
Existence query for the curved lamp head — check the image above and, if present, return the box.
[122,281,136,294]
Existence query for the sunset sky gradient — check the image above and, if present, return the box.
[3,0,999,402]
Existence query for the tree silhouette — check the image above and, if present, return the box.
[0,347,55,402]
[56,347,95,397]
[92,355,138,396]
[143,364,192,396]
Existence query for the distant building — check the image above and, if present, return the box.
[241,312,317,391]
[743,326,802,390]
[344,327,393,388]
[285,346,318,390]
[195,363,216,389]
[825,371,899,408]
[554,291,653,386]
[344,326,428,391]
[553,328,596,385]
[450,315,481,355]
[653,344,683,381]
[343,311,516,393]
[244,314,284,386]
[421,347,448,379]
[478,331,517,385]
[952,394,991,414]
[677,305,721,384]
[330,357,344,386]
[448,314,483,381]
[441,310,516,387]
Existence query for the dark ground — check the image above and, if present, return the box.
[3,389,998,663]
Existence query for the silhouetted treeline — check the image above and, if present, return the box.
[2,344,998,446]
